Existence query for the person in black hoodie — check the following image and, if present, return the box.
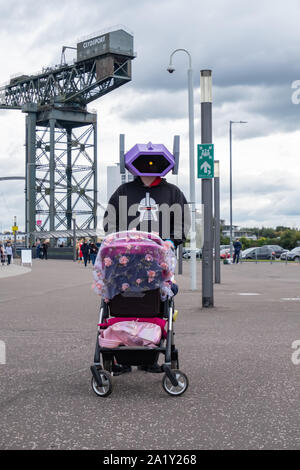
[103,142,190,375]
[104,175,190,246]
[104,142,190,246]
[81,240,90,267]
[41,240,48,260]
[233,239,242,264]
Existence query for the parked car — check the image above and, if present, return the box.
[280,247,300,261]
[261,244,286,258]
[279,250,289,260]
[242,246,275,260]
[241,247,257,259]
[182,247,189,256]
[183,248,202,259]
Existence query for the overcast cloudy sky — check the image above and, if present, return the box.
[1,0,300,231]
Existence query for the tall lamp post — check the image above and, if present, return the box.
[167,49,197,290]
[229,120,247,259]
[13,216,17,258]
[201,70,214,307]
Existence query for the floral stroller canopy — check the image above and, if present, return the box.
[93,231,176,301]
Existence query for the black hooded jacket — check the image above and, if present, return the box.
[103,177,190,247]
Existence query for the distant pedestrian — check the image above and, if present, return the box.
[36,240,41,259]
[88,240,95,264]
[78,242,83,263]
[87,240,92,264]
[5,242,13,265]
[42,241,49,260]
[81,239,89,267]
[233,239,242,264]
[0,242,5,266]
[89,242,98,265]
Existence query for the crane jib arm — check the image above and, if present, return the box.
[0,29,135,110]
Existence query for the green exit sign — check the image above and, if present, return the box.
[197,144,214,178]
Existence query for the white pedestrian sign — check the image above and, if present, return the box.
[21,249,32,266]
[197,144,214,178]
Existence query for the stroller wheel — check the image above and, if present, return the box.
[91,370,112,397]
[162,370,189,396]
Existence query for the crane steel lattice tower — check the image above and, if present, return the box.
[0,28,134,242]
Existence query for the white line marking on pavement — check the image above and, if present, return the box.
[281,297,300,301]
[238,293,261,296]
[0,340,6,364]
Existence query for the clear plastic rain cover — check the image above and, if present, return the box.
[93,231,176,301]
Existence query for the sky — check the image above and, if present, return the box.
[1,0,300,232]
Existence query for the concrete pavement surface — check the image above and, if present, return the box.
[0,259,299,449]
[0,262,31,279]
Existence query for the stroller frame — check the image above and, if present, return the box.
[90,290,189,397]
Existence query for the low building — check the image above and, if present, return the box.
[221,222,257,240]
[107,164,134,201]
[0,232,26,243]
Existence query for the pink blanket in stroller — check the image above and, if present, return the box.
[99,320,162,349]
[98,317,167,339]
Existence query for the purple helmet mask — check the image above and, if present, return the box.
[124,142,175,177]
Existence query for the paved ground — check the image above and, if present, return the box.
[0,258,299,450]
[0,262,31,279]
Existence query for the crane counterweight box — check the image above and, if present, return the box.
[77,29,134,62]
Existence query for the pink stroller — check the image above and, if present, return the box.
[90,230,189,397]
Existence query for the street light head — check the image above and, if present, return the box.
[167,65,175,74]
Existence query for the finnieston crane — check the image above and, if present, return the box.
[0,28,135,243]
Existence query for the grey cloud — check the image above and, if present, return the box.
[219,171,300,227]
[115,89,187,122]
[129,1,300,89]
[232,206,300,227]
[267,191,300,217]
[115,82,300,140]
[0,1,61,34]
[221,177,294,197]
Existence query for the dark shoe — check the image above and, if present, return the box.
[138,364,163,373]
[112,364,132,376]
